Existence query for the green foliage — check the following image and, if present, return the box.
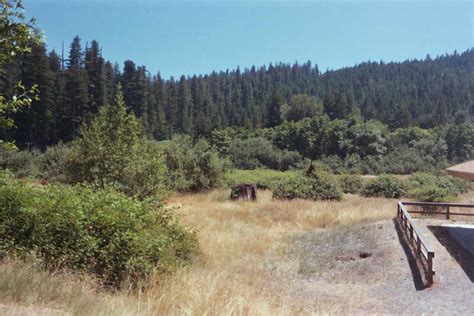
[273,165,342,201]
[0,146,38,177]
[162,135,225,192]
[338,174,364,194]
[0,142,70,182]
[406,172,469,202]
[224,168,299,190]
[445,123,474,162]
[0,0,42,148]
[0,171,197,288]
[272,174,311,200]
[281,94,323,122]
[362,175,406,198]
[32,142,70,182]
[304,164,343,200]
[228,137,304,171]
[67,86,167,199]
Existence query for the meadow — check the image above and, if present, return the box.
[0,189,397,315]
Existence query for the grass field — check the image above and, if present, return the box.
[0,189,399,315]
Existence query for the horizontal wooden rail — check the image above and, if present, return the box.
[402,201,474,220]
[397,201,435,286]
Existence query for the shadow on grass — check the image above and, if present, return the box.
[428,226,474,283]
[392,219,427,290]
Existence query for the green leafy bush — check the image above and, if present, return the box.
[33,142,71,182]
[406,172,469,201]
[305,165,343,200]
[362,175,406,198]
[273,165,342,201]
[66,86,167,199]
[338,174,363,194]
[162,135,225,192]
[272,174,311,200]
[225,169,299,189]
[0,171,197,288]
[0,147,40,178]
[228,137,303,171]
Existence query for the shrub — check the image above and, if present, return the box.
[409,185,454,202]
[66,86,167,199]
[0,147,40,178]
[406,172,469,201]
[225,169,299,189]
[228,137,303,171]
[0,171,197,288]
[362,175,406,198]
[162,135,225,192]
[272,174,311,200]
[33,142,71,182]
[273,165,342,201]
[338,174,363,194]
[305,165,342,200]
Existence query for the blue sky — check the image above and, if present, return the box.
[25,0,473,79]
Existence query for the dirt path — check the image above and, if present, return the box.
[284,219,474,314]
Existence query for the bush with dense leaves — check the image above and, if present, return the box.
[338,174,364,194]
[362,175,406,198]
[66,87,167,199]
[273,166,342,201]
[0,147,40,178]
[225,169,299,189]
[228,137,304,171]
[0,171,197,288]
[305,165,343,200]
[0,142,71,182]
[272,174,311,200]
[162,135,225,192]
[406,172,469,201]
[33,142,71,182]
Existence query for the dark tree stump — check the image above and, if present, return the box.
[230,184,257,201]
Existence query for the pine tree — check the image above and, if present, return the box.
[85,40,106,114]
[267,89,283,127]
[177,75,193,134]
[15,42,54,148]
[65,36,89,139]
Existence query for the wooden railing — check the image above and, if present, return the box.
[397,201,435,286]
[397,201,474,287]
[401,201,474,219]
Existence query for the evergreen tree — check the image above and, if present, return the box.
[177,75,193,134]
[85,40,106,114]
[267,89,283,127]
[15,42,54,148]
[65,35,89,139]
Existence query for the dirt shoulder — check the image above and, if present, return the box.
[284,219,474,314]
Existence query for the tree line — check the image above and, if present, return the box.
[0,35,473,149]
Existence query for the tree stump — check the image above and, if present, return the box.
[230,184,257,201]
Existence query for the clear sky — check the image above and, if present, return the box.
[24,0,473,79]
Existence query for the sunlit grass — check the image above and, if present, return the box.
[0,189,397,315]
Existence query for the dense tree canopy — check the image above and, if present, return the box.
[0,0,41,147]
[0,34,472,150]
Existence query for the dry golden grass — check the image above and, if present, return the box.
[0,190,397,315]
[142,190,396,315]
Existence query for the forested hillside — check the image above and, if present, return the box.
[0,35,473,148]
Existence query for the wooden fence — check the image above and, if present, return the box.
[397,201,474,287]
[397,201,435,286]
[401,201,474,219]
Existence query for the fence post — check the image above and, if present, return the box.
[416,237,421,259]
[446,206,450,220]
[427,252,434,286]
